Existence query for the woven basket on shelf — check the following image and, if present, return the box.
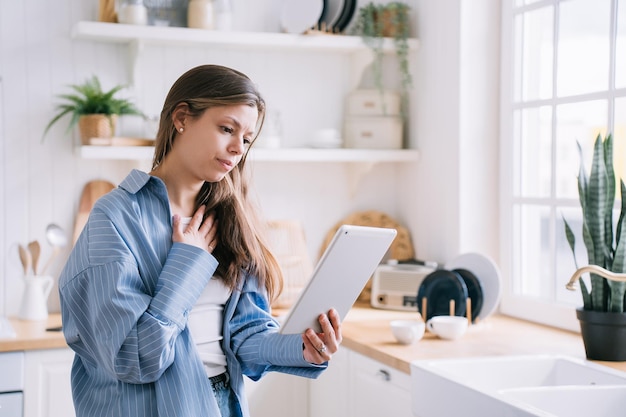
[267,220,314,309]
[78,114,118,145]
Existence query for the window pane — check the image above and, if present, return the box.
[617,0,626,88]
[554,100,607,199]
[557,0,611,96]
[512,205,552,298]
[515,7,554,101]
[514,107,552,197]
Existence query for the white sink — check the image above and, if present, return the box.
[501,385,626,416]
[411,355,626,417]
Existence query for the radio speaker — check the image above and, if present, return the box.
[371,264,436,311]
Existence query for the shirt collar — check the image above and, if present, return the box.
[119,169,168,198]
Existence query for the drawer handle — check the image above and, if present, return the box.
[376,369,391,382]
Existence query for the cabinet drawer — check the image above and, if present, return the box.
[0,392,23,417]
[0,352,24,392]
[349,351,412,417]
[350,350,410,391]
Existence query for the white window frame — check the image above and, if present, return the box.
[499,0,625,331]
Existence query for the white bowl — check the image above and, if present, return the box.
[390,320,425,345]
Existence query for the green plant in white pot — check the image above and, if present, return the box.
[563,133,626,361]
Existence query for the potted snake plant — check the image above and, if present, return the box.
[564,133,626,361]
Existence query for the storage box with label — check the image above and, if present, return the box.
[346,90,401,116]
[343,88,404,149]
[344,116,403,149]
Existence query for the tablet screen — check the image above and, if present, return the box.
[279,225,397,334]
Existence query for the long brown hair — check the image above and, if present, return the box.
[152,65,283,302]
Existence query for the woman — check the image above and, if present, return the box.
[59,65,342,417]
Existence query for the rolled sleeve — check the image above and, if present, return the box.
[149,242,218,329]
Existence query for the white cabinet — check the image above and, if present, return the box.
[0,351,24,417]
[23,349,75,417]
[309,347,350,417]
[16,347,412,417]
[309,348,412,417]
[246,371,309,417]
[348,351,412,417]
[0,392,23,417]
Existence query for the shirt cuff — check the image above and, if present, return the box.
[148,242,218,329]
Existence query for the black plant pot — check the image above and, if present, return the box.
[576,307,626,361]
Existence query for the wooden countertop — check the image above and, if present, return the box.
[0,314,66,352]
[340,305,626,374]
[2,308,626,376]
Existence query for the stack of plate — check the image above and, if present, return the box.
[280,0,357,34]
[416,253,502,323]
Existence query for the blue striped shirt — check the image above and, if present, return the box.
[59,169,325,417]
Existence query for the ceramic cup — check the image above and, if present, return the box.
[426,316,468,340]
[390,320,425,345]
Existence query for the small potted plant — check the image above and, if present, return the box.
[563,133,626,361]
[42,75,143,145]
[351,2,412,99]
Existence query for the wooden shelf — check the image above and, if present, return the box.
[71,21,419,53]
[77,145,419,163]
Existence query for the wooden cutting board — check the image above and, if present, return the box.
[73,180,116,244]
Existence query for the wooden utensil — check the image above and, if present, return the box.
[28,240,41,275]
[73,180,116,244]
[18,244,32,275]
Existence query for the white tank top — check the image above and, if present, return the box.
[180,216,232,377]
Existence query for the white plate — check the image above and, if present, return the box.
[444,253,501,321]
[280,0,324,34]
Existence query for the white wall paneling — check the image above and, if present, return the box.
[0,0,423,317]
[410,0,500,266]
[1,0,501,318]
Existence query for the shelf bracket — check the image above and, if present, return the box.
[345,161,377,197]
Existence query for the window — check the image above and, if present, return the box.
[500,0,626,330]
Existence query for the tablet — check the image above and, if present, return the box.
[279,225,397,334]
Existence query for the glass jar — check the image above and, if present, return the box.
[188,0,214,29]
[118,0,148,25]
[213,0,232,31]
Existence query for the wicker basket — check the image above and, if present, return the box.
[78,114,118,145]
[267,220,314,309]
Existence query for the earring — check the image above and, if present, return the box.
[179,128,184,133]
